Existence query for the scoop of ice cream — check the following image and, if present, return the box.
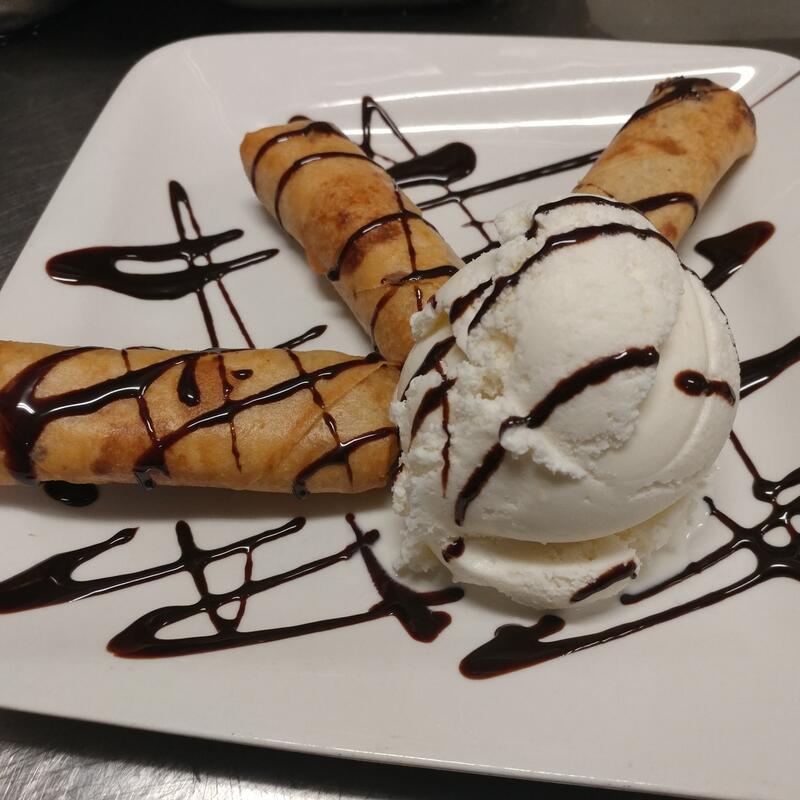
[391,195,739,608]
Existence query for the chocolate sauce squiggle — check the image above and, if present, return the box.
[462,242,500,264]
[0,514,463,657]
[454,347,660,526]
[328,208,435,282]
[630,192,698,220]
[249,121,342,186]
[292,428,397,499]
[468,223,673,334]
[177,360,201,407]
[449,279,492,323]
[570,560,637,604]
[524,194,695,243]
[273,324,327,350]
[695,221,775,292]
[133,352,387,486]
[411,379,457,440]
[525,195,632,239]
[501,347,660,436]
[622,77,721,129]
[283,349,395,499]
[739,336,800,398]
[442,538,465,563]
[417,150,603,258]
[274,152,373,229]
[400,336,455,401]
[47,182,276,349]
[674,370,735,405]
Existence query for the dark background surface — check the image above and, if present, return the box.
[1,1,799,798]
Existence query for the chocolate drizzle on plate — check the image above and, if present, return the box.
[417,149,602,262]
[0,514,463,657]
[739,336,800,398]
[46,181,277,349]
[273,324,327,351]
[695,221,775,291]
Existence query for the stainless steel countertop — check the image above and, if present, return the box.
[1,1,798,797]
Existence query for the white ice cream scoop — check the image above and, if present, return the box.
[391,195,739,608]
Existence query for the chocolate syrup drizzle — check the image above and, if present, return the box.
[0,346,393,495]
[674,370,735,405]
[41,481,99,508]
[468,223,672,334]
[501,347,660,436]
[47,181,277,349]
[416,149,602,263]
[622,77,722,129]
[455,347,661,527]
[442,537,465,563]
[273,324,327,351]
[740,337,800,398]
[695,221,775,291]
[630,192,699,220]
[570,560,637,604]
[282,349,395,499]
[0,514,463,657]
[262,97,602,345]
[251,107,464,348]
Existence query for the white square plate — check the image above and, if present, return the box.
[1,33,799,800]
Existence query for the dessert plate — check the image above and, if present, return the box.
[1,33,799,800]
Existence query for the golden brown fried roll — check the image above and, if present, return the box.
[0,341,399,495]
[240,120,463,364]
[574,77,756,244]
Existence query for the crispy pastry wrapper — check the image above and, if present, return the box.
[0,341,399,494]
[240,121,463,364]
[574,77,756,244]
